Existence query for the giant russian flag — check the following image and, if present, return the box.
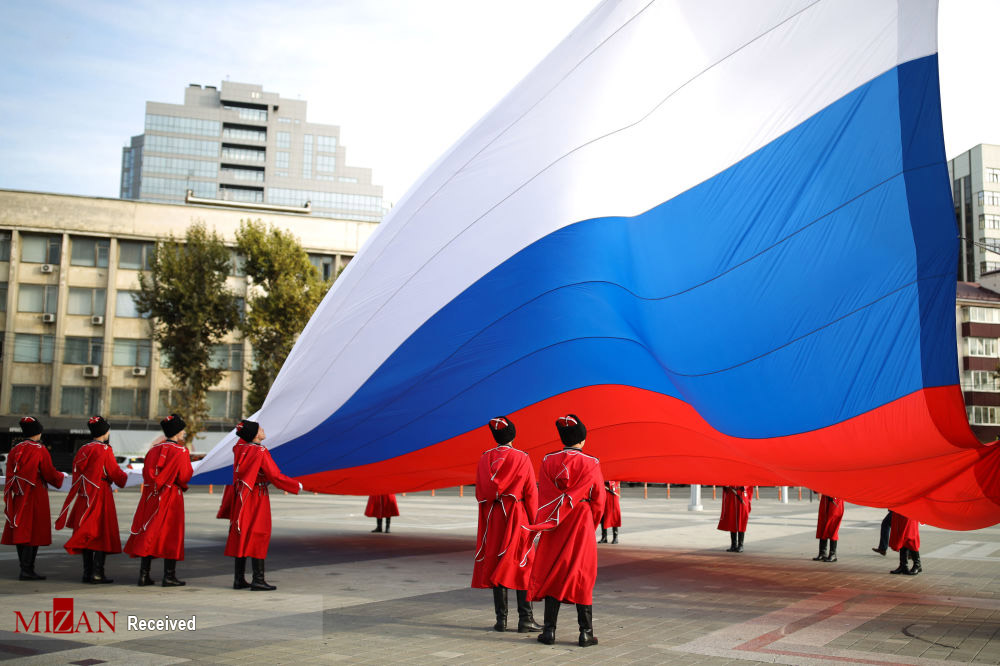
[194,0,1000,530]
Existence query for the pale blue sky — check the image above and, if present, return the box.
[1,0,998,205]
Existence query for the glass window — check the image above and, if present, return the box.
[64,337,103,365]
[11,385,50,414]
[229,249,246,276]
[222,126,266,142]
[61,386,100,415]
[316,155,335,172]
[220,166,264,182]
[67,287,106,316]
[209,343,243,371]
[219,186,263,203]
[119,242,155,270]
[0,231,11,261]
[21,234,61,264]
[276,131,291,148]
[12,334,54,363]
[116,290,144,318]
[113,338,152,367]
[276,151,290,168]
[142,156,218,178]
[221,146,265,162]
[145,114,220,137]
[18,284,57,313]
[309,254,335,281]
[987,168,1000,184]
[110,388,149,417]
[144,134,219,158]
[0,282,7,312]
[207,390,242,419]
[303,134,313,179]
[71,237,110,267]
[222,105,267,122]
[317,135,337,152]
[140,177,216,199]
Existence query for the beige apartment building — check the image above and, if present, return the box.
[0,189,376,467]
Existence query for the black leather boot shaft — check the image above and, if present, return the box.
[813,539,828,561]
[737,531,745,552]
[576,604,598,647]
[492,586,508,631]
[162,559,186,587]
[372,518,383,533]
[906,549,922,575]
[537,596,560,644]
[727,532,738,552]
[234,557,250,589]
[598,528,607,543]
[612,527,619,544]
[516,589,542,632]
[91,551,113,584]
[890,548,909,574]
[81,550,94,583]
[138,556,155,586]
[385,517,391,533]
[823,539,838,562]
[250,557,276,591]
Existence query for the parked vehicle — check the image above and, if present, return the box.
[118,455,145,473]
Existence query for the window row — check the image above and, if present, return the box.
[221,146,265,162]
[223,105,267,122]
[12,334,152,365]
[145,114,220,137]
[981,261,1000,275]
[988,168,1000,184]
[14,235,154,270]
[219,186,263,203]
[145,134,219,158]
[965,337,999,357]
[220,166,264,182]
[222,126,266,142]
[143,155,218,179]
[11,385,244,419]
[266,188,383,212]
[141,177,217,199]
[968,405,1000,425]
[981,214,1000,230]
[964,306,1000,324]
[964,370,1000,392]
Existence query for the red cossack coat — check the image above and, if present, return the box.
[124,440,192,560]
[717,486,752,532]
[2,440,65,546]
[216,484,234,519]
[889,512,920,551]
[815,495,844,540]
[56,440,128,554]
[471,445,538,590]
[601,480,622,528]
[224,441,300,559]
[365,494,399,518]
[528,448,606,605]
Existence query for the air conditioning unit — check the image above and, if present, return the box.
[40,264,54,274]
[91,315,104,325]
[83,365,100,378]
[131,366,148,377]
[41,313,56,323]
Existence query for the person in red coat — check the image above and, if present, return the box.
[124,414,193,587]
[718,486,752,552]
[889,512,922,575]
[529,414,605,648]
[55,416,128,583]
[224,419,301,590]
[598,480,622,544]
[2,416,66,580]
[471,416,541,633]
[366,494,399,533]
[813,494,844,562]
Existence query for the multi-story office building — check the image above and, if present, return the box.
[0,188,377,468]
[121,81,386,223]
[949,144,1000,282]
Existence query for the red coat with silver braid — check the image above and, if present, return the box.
[528,448,605,605]
[815,495,844,540]
[124,439,193,560]
[224,441,301,559]
[2,440,65,546]
[601,480,622,528]
[56,440,128,554]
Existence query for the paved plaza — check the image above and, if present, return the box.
[2,485,1000,664]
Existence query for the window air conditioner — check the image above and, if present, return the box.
[40,264,54,273]
[91,315,105,325]
[83,365,100,378]
[41,313,56,323]
[131,366,148,377]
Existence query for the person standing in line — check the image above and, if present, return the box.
[471,416,541,633]
[813,493,844,562]
[718,486,753,552]
[872,510,892,555]
[224,419,301,590]
[889,512,922,575]
[528,414,605,648]
[365,494,399,533]
[2,416,66,580]
[124,414,193,587]
[56,416,128,584]
[597,480,621,544]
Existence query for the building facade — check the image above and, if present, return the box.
[957,278,1000,442]
[949,144,1000,282]
[120,81,386,223]
[0,189,377,467]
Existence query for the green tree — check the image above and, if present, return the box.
[236,219,332,412]
[135,222,240,444]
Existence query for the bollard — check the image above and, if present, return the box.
[209,484,213,494]
[755,487,760,500]
[712,485,716,500]
[643,482,648,499]
[798,487,802,501]
[778,487,782,501]
[667,483,671,499]
[688,484,703,511]
[431,488,436,497]
[459,485,464,497]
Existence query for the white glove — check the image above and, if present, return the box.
[298,482,304,491]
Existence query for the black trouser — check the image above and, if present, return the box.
[877,511,892,551]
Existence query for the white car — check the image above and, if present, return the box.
[117,455,145,473]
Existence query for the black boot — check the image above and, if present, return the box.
[612,527,619,545]
[823,540,838,563]
[813,539,828,561]
[598,527,607,543]
[516,589,542,632]
[492,586,508,631]
[737,532,745,552]
[91,551,113,584]
[82,550,94,583]
[576,604,598,647]
[537,596,560,645]
[17,544,44,580]
[385,517,391,533]
[250,558,276,591]
[890,548,909,574]
[162,559,186,587]
[138,556,155,586]
[372,518,383,533]
[906,550,922,575]
[234,557,250,589]
[727,532,738,552]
